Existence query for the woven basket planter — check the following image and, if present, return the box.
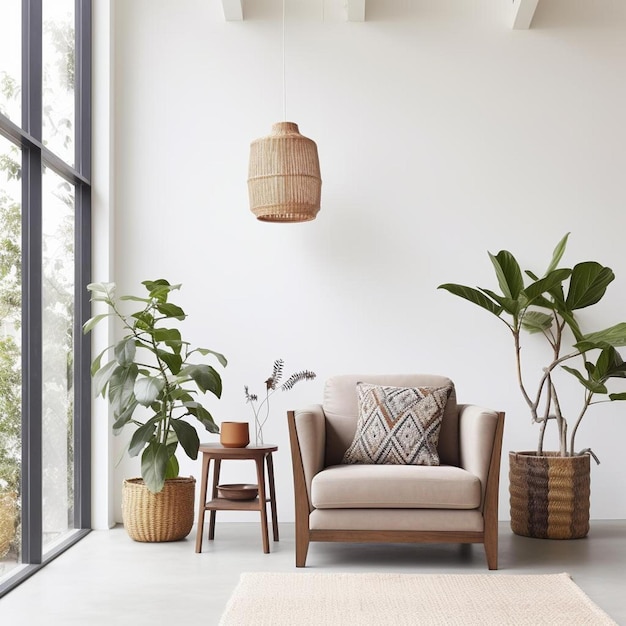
[122,477,196,543]
[509,451,590,539]
[0,491,17,558]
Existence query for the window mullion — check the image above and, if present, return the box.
[72,0,92,532]
[20,0,43,565]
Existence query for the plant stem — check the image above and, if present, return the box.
[147,301,174,446]
[538,416,547,454]
[254,389,273,444]
[570,391,592,455]
[513,327,536,417]
[549,379,567,456]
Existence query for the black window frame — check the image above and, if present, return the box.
[0,0,92,596]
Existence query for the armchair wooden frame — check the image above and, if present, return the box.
[287,410,505,570]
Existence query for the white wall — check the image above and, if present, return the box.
[100,0,626,525]
[92,0,116,530]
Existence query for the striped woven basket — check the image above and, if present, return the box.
[509,451,590,539]
[122,477,196,543]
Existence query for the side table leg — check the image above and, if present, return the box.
[266,452,279,542]
[255,456,270,553]
[195,452,211,553]
[209,458,221,541]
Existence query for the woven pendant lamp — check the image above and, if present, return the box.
[248,121,321,222]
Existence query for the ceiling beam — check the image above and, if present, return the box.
[344,0,366,22]
[222,0,243,21]
[511,0,539,29]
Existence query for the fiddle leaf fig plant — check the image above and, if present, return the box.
[439,233,626,458]
[83,279,227,493]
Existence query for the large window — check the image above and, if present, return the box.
[0,0,91,595]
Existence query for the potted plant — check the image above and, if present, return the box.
[84,279,227,542]
[438,233,626,539]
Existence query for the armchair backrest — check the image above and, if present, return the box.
[322,374,459,467]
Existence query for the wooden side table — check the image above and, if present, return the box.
[194,443,279,554]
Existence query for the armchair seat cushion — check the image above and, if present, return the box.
[310,464,481,510]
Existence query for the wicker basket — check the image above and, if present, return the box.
[509,451,590,539]
[0,491,17,558]
[122,477,196,543]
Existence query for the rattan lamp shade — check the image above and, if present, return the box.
[248,122,321,222]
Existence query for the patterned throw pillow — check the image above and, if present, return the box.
[342,383,452,466]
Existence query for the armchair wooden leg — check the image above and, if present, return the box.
[295,528,309,567]
[484,531,499,570]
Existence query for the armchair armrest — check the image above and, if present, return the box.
[287,405,326,512]
[458,405,505,513]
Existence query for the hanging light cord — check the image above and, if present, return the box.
[282,0,287,121]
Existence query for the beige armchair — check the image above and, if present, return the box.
[287,374,505,569]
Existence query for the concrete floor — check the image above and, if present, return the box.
[0,521,624,625]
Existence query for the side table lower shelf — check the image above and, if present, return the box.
[195,443,279,554]
[205,497,274,511]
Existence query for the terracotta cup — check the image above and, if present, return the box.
[220,421,250,448]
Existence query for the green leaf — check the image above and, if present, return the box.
[157,349,183,375]
[593,347,626,381]
[109,364,138,415]
[87,281,114,293]
[560,309,585,343]
[525,269,539,281]
[609,392,626,401]
[544,233,570,275]
[118,295,151,303]
[87,282,115,301]
[156,302,186,320]
[523,269,571,303]
[142,279,181,303]
[562,365,607,394]
[111,400,138,433]
[128,417,159,457]
[165,454,179,479]
[179,364,223,397]
[529,294,556,310]
[134,376,165,406]
[576,323,626,352]
[479,288,521,316]
[183,401,220,433]
[192,348,228,368]
[92,359,118,397]
[132,311,155,331]
[154,328,183,354]
[489,250,524,300]
[171,419,200,460]
[90,345,111,377]
[521,310,553,334]
[566,262,615,310]
[593,347,615,381]
[170,389,194,402]
[141,441,169,493]
[82,313,111,334]
[437,284,503,317]
[114,337,136,366]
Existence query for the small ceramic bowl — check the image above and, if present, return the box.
[217,483,258,501]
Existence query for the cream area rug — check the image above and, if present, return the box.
[219,571,616,625]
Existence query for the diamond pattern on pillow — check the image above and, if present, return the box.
[341,383,452,466]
